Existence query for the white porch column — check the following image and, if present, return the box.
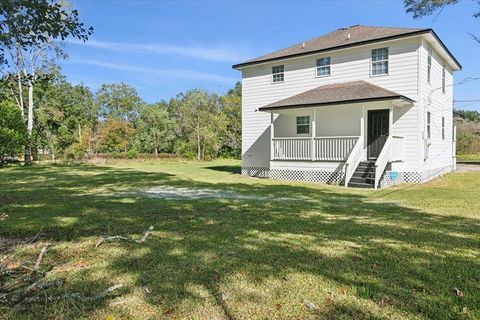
[311,108,316,161]
[270,112,274,161]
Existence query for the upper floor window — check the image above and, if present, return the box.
[427,50,432,84]
[442,65,446,93]
[442,116,445,139]
[316,57,331,77]
[296,116,310,134]
[371,47,388,76]
[427,111,431,139]
[272,65,284,83]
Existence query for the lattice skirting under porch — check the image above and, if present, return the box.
[379,165,406,188]
[380,166,452,187]
[241,166,344,185]
[241,167,269,178]
[243,166,452,188]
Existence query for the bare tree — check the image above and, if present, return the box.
[4,40,65,163]
[0,0,93,164]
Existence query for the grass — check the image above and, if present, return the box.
[0,159,479,319]
[457,154,480,162]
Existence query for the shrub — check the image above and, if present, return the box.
[0,101,27,165]
[126,149,138,159]
[64,143,85,160]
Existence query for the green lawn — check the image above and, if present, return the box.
[457,154,480,162]
[1,159,479,319]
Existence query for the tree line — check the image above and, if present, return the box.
[1,69,241,163]
[455,110,480,155]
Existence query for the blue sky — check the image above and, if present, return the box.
[62,0,480,111]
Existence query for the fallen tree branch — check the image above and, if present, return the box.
[33,245,48,272]
[95,226,154,248]
[8,278,65,304]
[138,226,154,243]
[16,283,123,307]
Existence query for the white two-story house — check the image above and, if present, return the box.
[233,25,461,188]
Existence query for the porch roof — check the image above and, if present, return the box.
[258,80,415,111]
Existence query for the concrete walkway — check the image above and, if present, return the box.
[456,164,480,172]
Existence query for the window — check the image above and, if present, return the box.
[427,50,432,84]
[371,48,388,76]
[442,116,445,139]
[442,65,446,93]
[316,57,331,77]
[272,65,284,83]
[296,116,310,134]
[427,112,431,139]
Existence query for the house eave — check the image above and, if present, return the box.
[258,96,415,112]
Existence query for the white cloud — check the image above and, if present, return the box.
[66,39,250,63]
[67,59,237,84]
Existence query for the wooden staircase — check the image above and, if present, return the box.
[347,161,376,188]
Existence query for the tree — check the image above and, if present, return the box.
[219,81,241,158]
[455,109,480,122]
[0,100,27,165]
[96,83,142,152]
[0,0,93,164]
[133,102,177,156]
[405,0,480,42]
[404,0,462,18]
[169,89,227,160]
[34,71,96,159]
[0,0,93,67]
[96,83,142,123]
[97,120,134,154]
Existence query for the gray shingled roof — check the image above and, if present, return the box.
[259,81,414,111]
[234,25,427,68]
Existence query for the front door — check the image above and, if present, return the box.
[367,109,389,160]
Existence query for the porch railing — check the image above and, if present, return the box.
[272,137,311,161]
[314,137,359,161]
[272,136,359,161]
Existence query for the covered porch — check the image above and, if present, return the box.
[260,81,414,188]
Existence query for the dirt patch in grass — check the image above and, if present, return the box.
[132,186,296,201]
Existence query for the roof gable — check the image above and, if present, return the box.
[233,25,461,70]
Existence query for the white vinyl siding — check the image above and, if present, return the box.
[371,48,388,76]
[442,65,446,93]
[272,65,284,83]
[316,57,331,77]
[419,42,454,173]
[427,50,432,83]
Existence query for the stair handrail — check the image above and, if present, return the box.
[344,136,364,187]
[374,135,393,189]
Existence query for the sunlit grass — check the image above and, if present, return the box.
[0,159,479,319]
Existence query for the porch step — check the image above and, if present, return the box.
[347,181,375,189]
[348,161,376,188]
[349,176,375,184]
[352,172,375,178]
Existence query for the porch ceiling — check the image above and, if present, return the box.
[258,80,415,112]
